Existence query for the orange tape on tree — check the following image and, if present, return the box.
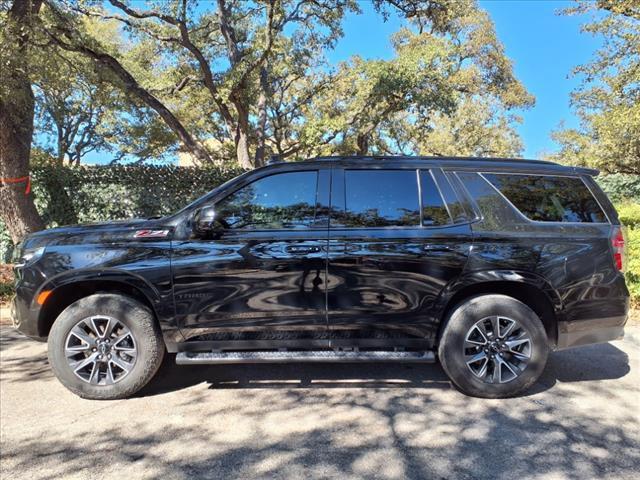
[0,175,31,195]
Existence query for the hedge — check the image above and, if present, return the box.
[0,164,244,262]
[0,166,639,305]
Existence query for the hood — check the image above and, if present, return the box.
[22,218,172,250]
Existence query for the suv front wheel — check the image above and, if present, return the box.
[48,293,165,400]
[438,294,549,398]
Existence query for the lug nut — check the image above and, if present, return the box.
[92,348,97,352]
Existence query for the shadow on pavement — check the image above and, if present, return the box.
[0,327,631,396]
[1,326,638,479]
[138,342,630,398]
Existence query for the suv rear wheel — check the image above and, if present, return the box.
[438,294,549,398]
[48,293,165,400]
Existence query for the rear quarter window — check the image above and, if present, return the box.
[482,173,608,223]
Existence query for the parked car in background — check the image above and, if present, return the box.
[11,156,629,399]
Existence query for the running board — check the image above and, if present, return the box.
[176,350,436,365]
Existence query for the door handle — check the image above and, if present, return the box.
[286,245,321,254]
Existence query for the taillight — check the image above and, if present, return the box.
[611,226,626,271]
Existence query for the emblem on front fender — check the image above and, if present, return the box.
[134,229,170,239]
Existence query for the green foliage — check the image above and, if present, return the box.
[0,282,13,302]
[616,202,640,228]
[0,164,243,261]
[596,174,640,203]
[291,5,533,158]
[551,1,640,175]
[616,202,640,306]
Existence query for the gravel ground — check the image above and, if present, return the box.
[1,325,638,480]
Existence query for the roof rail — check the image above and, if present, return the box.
[309,155,558,166]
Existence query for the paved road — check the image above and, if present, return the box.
[1,326,638,480]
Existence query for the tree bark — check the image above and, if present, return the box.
[233,102,253,169]
[356,133,370,155]
[254,67,269,167]
[0,0,46,244]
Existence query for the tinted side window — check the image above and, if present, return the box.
[341,170,420,227]
[216,171,318,229]
[420,171,451,226]
[483,173,607,223]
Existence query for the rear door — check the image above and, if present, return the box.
[326,165,473,348]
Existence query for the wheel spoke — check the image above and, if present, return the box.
[492,358,502,383]
[88,361,101,385]
[466,324,489,345]
[466,351,488,366]
[90,316,114,339]
[496,355,518,382]
[466,351,489,379]
[490,316,502,338]
[110,354,133,374]
[72,353,98,373]
[505,338,530,351]
[68,328,94,349]
[65,316,136,386]
[500,318,516,339]
[463,315,533,385]
[113,333,136,352]
[66,344,91,353]
[106,362,116,384]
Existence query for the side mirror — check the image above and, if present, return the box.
[192,205,223,237]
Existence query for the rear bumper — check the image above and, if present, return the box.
[556,314,627,350]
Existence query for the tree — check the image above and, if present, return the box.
[76,0,359,169]
[277,3,532,157]
[33,49,116,165]
[42,0,214,164]
[550,0,640,174]
[0,0,46,243]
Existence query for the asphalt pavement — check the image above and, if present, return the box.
[1,325,638,480]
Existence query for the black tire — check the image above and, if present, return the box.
[438,294,549,398]
[48,294,165,400]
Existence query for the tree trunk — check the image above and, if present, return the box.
[356,133,370,155]
[0,0,45,244]
[235,126,253,170]
[233,101,253,169]
[254,67,269,168]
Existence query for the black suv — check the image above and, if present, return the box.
[11,156,629,399]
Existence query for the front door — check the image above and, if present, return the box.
[171,168,330,344]
[326,166,472,348]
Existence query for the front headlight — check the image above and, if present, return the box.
[14,246,45,268]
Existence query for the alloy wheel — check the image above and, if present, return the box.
[463,315,532,384]
[64,316,137,385]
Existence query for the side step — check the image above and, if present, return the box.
[176,350,436,365]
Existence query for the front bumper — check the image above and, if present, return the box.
[11,293,45,341]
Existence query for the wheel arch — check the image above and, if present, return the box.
[436,272,562,348]
[36,271,161,338]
